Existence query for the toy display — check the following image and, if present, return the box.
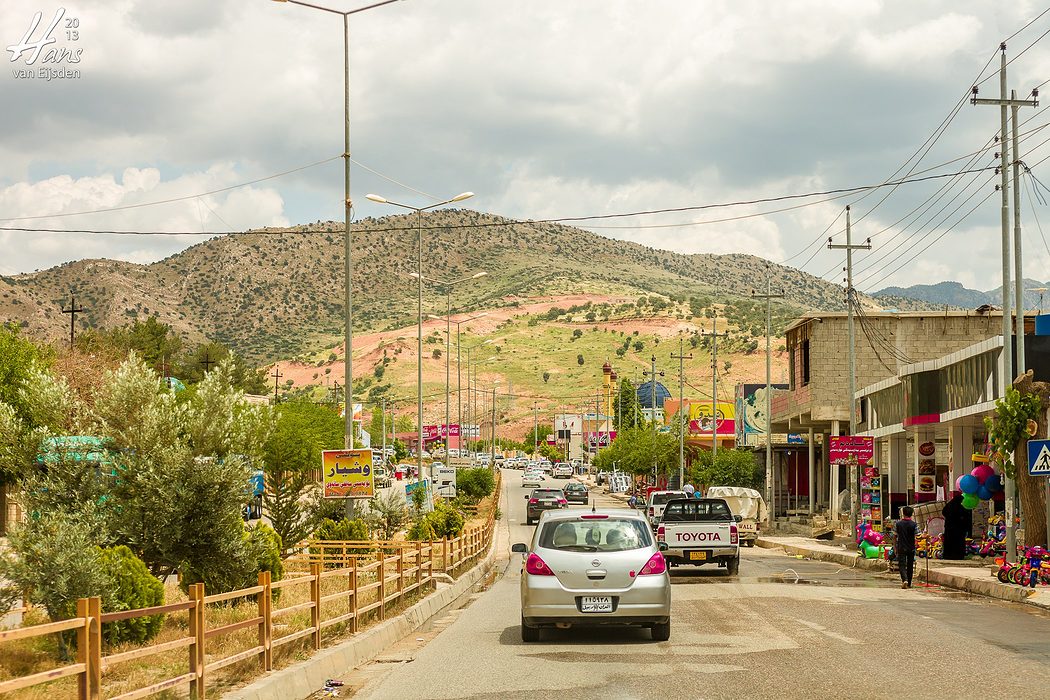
[996,546,1050,587]
[856,521,890,559]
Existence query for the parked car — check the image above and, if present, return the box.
[657,498,741,575]
[512,509,671,641]
[705,486,766,547]
[524,487,567,524]
[563,481,589,505]
[522,470,546,488]
[552,462,573,479]
[645,490,690,529]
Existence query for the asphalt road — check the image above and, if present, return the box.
[342,471,1050,700]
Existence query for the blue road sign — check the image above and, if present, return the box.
[1027,439,1050,476]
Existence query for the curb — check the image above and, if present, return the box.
[225,515,506,700]
[756,538,1039,607]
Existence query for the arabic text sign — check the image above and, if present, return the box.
[322,449,374,499]
[829,436,874,464]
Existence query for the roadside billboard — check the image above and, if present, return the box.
[322,449,375,499]
[685,401,736,436]
[735,383,788,447]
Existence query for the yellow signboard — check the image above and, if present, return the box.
[322,449,375,499]
[687,401,736,436]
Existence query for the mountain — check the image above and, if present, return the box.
[2,210,922,362]
[874,279,1050,312]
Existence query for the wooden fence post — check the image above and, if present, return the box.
[310,563,322,650]
[443,537,450,573]
[188,583,206,700]
[258,571,272,672]
[396,549,404,598]
[378,555,386,621]
[76,598,93,700]
[86,596,101,700]
[415,541,422,591]
[350,556,358,635]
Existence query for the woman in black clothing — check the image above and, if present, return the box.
[941,493,971,559]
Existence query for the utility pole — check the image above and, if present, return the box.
[533,401,538,456]
[701,313,729,457]
[971,44,1038,560]
[753,265,783,526]
[671,338,693,489]
[61,293,84,348]
[643,355,665,483]
[271,366,283,404]
[382,397,387,466]
[828,205,871,535]
[490,386,497,471]
[200,351,216,374]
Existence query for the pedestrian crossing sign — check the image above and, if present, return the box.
[1027,439,1050,476]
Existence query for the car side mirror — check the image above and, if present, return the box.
[511,543,528,553]
[735,515,743,522]
[525,494,530,499]
[658,542,668,552]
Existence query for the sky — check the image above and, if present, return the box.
[2,0,1050,292]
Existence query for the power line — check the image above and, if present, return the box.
[0,167,998,237]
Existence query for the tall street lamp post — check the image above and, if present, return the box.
[415,270,487,448]
[429,311,488,453]
[272,0,401,449]
[366,192,474,486]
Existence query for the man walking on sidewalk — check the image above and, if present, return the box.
[894,506,918,589]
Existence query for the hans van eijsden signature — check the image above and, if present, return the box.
[8,8,83,81]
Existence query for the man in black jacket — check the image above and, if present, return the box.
[894,506,918,589]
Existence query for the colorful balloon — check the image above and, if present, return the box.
[971,464,994,484]
[976,485,992,501]
[985,474,1002,492]
[959,474,979,495]
[962,492,980,509]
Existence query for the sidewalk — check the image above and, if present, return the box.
[757,535,1050,610]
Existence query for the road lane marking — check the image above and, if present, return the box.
[794,619,861,645]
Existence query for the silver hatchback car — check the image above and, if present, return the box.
[511,508,671,642]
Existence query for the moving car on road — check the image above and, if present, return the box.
[562,481,589,505]
[657,498,741,575]
[522,470,546,488]
[705,486,766,547]
[512,509,671,642]
[646,490,689,529]
[525,487,568,524]
[552,462,573,479]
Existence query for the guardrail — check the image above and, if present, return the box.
[0,498,498,699]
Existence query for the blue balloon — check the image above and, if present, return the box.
[977,485,992,500]
[959,474,979,495]
[985,474,1002,492]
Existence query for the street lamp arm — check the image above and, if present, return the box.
[275,0,402,17]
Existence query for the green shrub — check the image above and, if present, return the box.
[313,517,369,541]
[457,468,495,504]
[407,502,465,541]
[99,546,164,645]
[247,523,284,583]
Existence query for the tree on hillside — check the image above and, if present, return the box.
[180,342,269,394]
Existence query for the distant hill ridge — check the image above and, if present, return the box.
[0,210,932,361]
[874,278,1050,311]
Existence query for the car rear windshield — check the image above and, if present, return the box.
[532,489,563,498]
[564,483,585,491]
[539,519,651,552]
[651,492,686,506]
[662,499,733,522]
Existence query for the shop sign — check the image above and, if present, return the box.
[829,436,874,464]
[322,449,374,499]
[1027,439,1050,476]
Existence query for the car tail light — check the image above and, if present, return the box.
[648,506,654,517]
[657,525,665,542]
[558,498,567,505]
[638,552,666,576]
[730,523,738,545]
[525,553,555,576]
[528,498,538,505]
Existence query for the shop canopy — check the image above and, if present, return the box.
[36,435,113,466]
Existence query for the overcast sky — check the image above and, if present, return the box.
[3,0,1050,292]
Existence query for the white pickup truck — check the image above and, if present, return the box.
[656,498,741,575]
[645,490,689,529]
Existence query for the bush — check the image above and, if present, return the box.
[313,517,369,541]
[99,546,164,645]
[457,468,495,503]
[247,523,284,584]
[407,502,465,541]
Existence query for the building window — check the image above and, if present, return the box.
[801,339,811,386]
[789,346,796,390]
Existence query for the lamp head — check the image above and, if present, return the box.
[408,272,420,279]
[366,193,387,203]
[451,192,474,202]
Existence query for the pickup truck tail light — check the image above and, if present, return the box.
[648,506,654,517]
[730,523,738,545]
[638,552,666,576]
[657,525,665,542]
[525,553,555,576]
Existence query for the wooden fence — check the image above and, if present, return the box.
[0,506,497,699]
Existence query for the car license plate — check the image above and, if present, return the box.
[689,551,708,561]
[580,596,613,613]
